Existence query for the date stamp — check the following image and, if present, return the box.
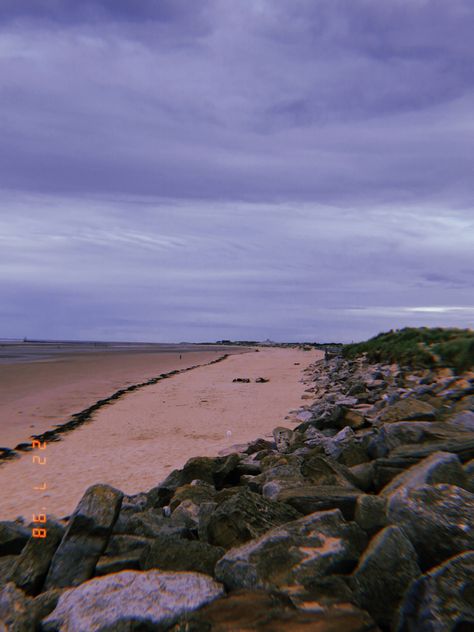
[31,439,47,538]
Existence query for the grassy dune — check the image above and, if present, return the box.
[342,327,474,372]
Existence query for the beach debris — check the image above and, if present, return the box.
[232,377,251,383]
[226,429,232,439]
[255,377,269,383]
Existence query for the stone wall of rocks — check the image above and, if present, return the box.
[1,353,473,630]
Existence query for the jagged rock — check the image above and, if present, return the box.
[395,551,474,632]
[147,455,241,507]
[243,437,275,454]
[9,518,64,595]
[205,489,300,549]
[354,495,387,535]
[380,451,471,500]
[324,427,371,466]
[378,398,436,423]
[276,486,364,520]
[0,521,30,556]
[273,427,301,453]
[215,509,367,597]
[114,508,191,539]
[171,589,379,631]
[41,570,224,631]
[387,483,474,569]
[349,526,420,628]
[342,409,367,429]
[44,484,123,589]
[300,453,359,488]
[140,535,224,576]
[105,534,155,557]
[0,582,35,631]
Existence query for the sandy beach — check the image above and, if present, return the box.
[0,343,245,449]
[0,347,321,520]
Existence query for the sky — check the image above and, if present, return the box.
[0,0,473,343]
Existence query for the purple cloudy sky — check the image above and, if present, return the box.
[0,0,473,342]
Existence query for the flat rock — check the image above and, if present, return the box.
[448,410,474,431]
[275,485,364,520]
[215,509,367,596]
[396,551,474,632]
[206,489,300,549]
[354,495,387,535]
[44,484,123,589]
[378,399,436,423]
[140,535,224,576]
[41,570,224,631]
[350,526,420,628]
[387,483,474,569]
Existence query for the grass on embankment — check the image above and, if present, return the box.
[342,327,474,373]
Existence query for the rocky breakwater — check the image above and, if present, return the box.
[1,351,474,630]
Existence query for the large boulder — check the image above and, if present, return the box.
[9,519,65,595]
[140,535,224,576]
[205,489,300,549]
[215,509,367,598]
[380,451,471,500]
[387,483,474,569]
[171,589,378,631]
[44,484,123,589]
[396,551,474,631]
[349,526,420,628]
[41,570,224,631]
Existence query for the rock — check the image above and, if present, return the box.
[9,518,65,595]
[215,509,367,596]
[140,535,224,576]
[255,377,269,383]
[0,555,17,588]
[378,398,436,423]
[170,481,217,511]
[449,410,474,431]
[31,588,64,624]
[0,582,35,631]
[324,427,370,466]
[343,409,366,429]
[41,570,224,631]
[380,451,471,500]
[147,455,241,507]
[232,378,250,383]
[114,508,191,539]
[300,454,359,488]
[350,526,420,628]
[0,521,30,556]
[171,589,379,631]
[44,483,123,589]
[243,438,275,454]
[273,427,300,453]
[276,486,364,520]
[95,553,141,576]
[105,534,155,557]
[205,489,300,549]
[354,495,387,535]
[349,462,375,492]
[387,483,474,569]
[395,551,474,631]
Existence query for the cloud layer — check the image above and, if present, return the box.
[0,1,473,341]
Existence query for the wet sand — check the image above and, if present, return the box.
[0,347,322,520]
[0,343,244,449]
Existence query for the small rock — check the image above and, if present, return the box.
[0,582,35,631]
[0,522,30,556]
[378,398,436,423]
[140,536,224,576]
[354,495,387,535]
[276,485,364,520]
